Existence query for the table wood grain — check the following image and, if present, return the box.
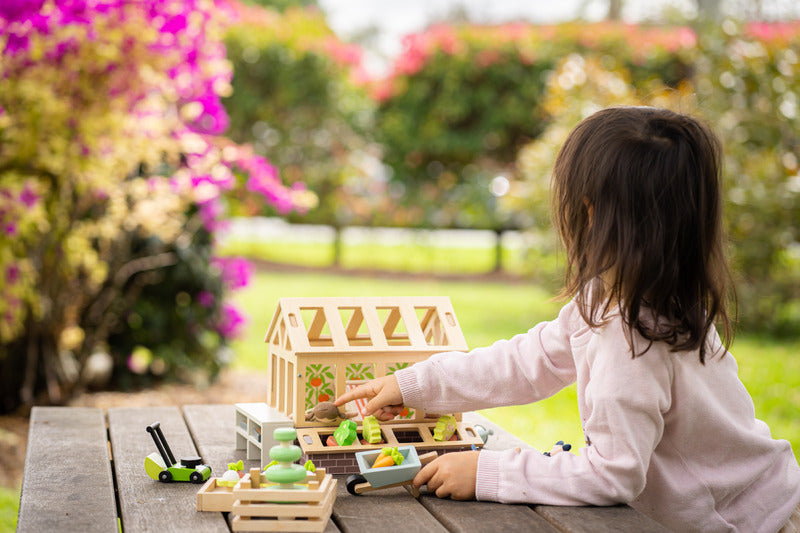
[18,405,668,533]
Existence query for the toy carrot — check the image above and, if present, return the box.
[371,447,404,468]
[372,454,396,469]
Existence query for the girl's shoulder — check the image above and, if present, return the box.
[557,296,595,338]
[581,306,678,368]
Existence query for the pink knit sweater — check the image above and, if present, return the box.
[394,298,800,532]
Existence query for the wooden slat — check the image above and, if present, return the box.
[419,497,560,533]
[332,474,448,533]
[278,300,313,353]
[374,409,554,532]
[323,304,349,348]
[398,302,429,347]
[307,307,328,341]
[18,407,118,533]
[361,305,389,349]
[108,406,228,533]
[344,307,364,341]
[533,505,669,533]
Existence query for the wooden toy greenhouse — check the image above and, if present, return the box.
[263,296,485,472]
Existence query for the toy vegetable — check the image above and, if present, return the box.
[371,447,404,468]
[305,401,357,424]
[361,415,382,444]
[433,415,457,441]
[333,419,358,446]
[347,446,437,496]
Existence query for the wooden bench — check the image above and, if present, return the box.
[17,405,668,532]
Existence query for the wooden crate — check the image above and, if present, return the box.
[196,477,237,512]
[230,468,336,532]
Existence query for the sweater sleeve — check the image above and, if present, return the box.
[394,299,581,414]
[475,322,673,506]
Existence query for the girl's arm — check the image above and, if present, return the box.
[396,299,581,413]
[336,299,580,416]
[475,326,673,506]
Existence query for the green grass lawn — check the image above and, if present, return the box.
[0,486,18,532]
[219,237,561,279]
[231,269,800,455]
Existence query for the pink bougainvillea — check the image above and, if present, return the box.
[217,302,247,338]
[368,21,702,101]
[0,0,306,352]
[212,256,253,290]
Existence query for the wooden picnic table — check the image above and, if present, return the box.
[17,405,667,532]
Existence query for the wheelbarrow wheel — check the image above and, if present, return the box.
[346,474,368,496]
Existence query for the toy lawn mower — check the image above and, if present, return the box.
[144,422,211,484]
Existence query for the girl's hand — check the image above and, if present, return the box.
[413,451,479,500]
[333,375,404,421]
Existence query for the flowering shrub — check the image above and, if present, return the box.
[0,0,304,410]
[512,21,800,332]
[222,2,371,228]
[690,21,800,332]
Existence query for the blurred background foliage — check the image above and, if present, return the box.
[222,1,800,334]
[1,0,799,414]
[370,22,693,231]
[222,2,377,231]
[0,0,306,412]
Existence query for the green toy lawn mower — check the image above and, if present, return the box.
[145,422,211,484]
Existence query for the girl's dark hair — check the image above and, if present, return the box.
[552,107,734,363]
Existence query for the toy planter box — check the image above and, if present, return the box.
[196,477,237,512]
[197,468,336,533]
[296,419,484,474]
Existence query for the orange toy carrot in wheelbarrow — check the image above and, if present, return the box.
[371,447,405,468]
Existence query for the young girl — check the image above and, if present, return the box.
[336,107,800,532]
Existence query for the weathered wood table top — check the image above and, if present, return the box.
[18,405,667,532]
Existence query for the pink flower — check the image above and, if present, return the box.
[476,49,502,68]
[197,197,223,232]
[185,92,230,135]
[5,263,20,284]
[19,184,39,208]
[197,291,215,308]
[324,38,363,67]
[212,256,252,290]
[217,302,246,338]
[0,0,46,22]
[191,172,234,192]
[236,152,296,215]
[429,24,459,55]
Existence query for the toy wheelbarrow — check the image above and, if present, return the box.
[346,446,438,497]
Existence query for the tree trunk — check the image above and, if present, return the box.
[695,0,723,22]
[493,229,504,273]
[332,225,342,267]
[607,0,623,20]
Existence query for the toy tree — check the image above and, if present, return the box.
[265,427,307,490]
